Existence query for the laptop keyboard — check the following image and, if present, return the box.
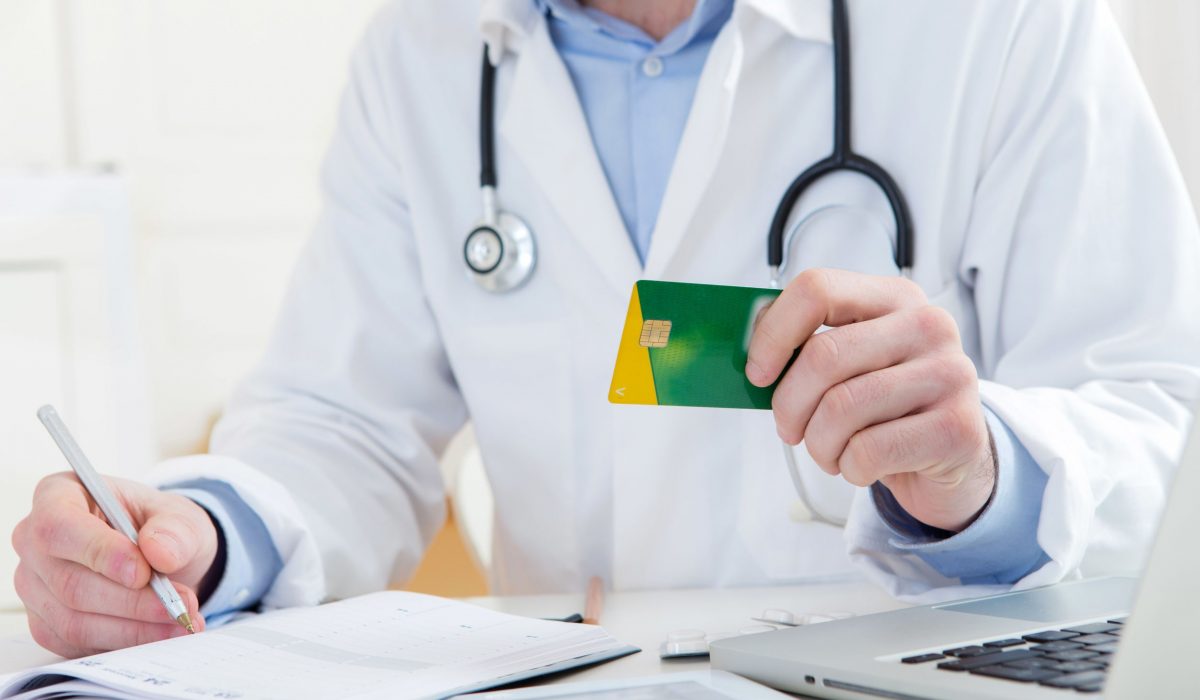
[900,618,1127,694]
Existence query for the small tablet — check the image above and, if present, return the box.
[458,670,790,699]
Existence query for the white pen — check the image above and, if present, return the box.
[37,405,195,634]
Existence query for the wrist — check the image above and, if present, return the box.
[194,505,227,606]
[881,415,998,532]
[871,406,1051,584]
[950,426,999,532]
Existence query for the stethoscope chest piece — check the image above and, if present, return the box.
[464,210,536,293]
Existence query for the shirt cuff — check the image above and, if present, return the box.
[869,406,1051,584]
[166,479,284,623]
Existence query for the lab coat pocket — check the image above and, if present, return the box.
[446,321,580,592]
[735,411,858,582]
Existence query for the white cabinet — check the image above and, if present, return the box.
[0,0,390,611]
[0,1,67,167]
[0,0,390,460]
[0,175,152,609]
[67,0,390,455]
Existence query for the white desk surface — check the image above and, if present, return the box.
[0,581,906,687]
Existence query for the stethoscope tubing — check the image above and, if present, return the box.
[766,0,913,274]
[479,47,498,192]
[768,153,914,273]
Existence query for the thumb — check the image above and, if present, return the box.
[136,496,213,578]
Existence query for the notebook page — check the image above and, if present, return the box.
[0,592,632,700]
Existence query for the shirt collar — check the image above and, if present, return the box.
[738,0,831,44]
[479,0,831,60]
[534,0,733,56]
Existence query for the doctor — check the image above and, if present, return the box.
[12,0,1200,657]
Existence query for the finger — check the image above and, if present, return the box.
[804,356,977,474]
[837,403,989,488]
[136,493,214,576]
[770,306,961,444]
[18,566,190,654]
[747,269,926,386]
[17,565,86,658]
[27,477,151,588]
[26,608,87,659]
[25,555,201,624]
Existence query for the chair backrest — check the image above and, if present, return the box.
[440,423,494,579]
[0,173,153,609]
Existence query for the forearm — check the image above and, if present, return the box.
[977,379,1193,578]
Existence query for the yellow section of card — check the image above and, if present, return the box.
[608,284,658,405]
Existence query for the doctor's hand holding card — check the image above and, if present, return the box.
[610,269,994,533]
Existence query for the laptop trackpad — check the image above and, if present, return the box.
[935,578,1136,622]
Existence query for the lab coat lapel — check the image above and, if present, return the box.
[640,16,745,280]
[642,1,832,280]
[497,16,642,295]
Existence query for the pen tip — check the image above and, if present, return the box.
[186,624,196,634]
[177,613,196,634]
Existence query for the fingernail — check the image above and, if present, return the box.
[151,528,183,562]
[746,360,767,385]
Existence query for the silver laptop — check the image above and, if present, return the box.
[711,412,1200,699]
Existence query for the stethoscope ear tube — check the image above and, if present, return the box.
[766,157,914,273]
[767,157,840,270]
[855,155,914,272]
[767,0,914,276]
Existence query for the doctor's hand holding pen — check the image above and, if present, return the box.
[746,268,995,533]
[11,473,216,657]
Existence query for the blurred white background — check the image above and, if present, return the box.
[0,0,392,608]
[0,0,1197,608]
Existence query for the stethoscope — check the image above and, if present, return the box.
[463,49,538,293]
[465,0,914,527]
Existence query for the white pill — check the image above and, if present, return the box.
[759,608,796,625]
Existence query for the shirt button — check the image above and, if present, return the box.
[642,56,664,78]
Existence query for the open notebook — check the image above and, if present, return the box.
[0,591,638,700]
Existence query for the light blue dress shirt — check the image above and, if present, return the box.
[538,0,733,262]
[168,479,281,620]
[175,0,1048,617]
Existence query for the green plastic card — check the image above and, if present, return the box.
[608,280,782,409]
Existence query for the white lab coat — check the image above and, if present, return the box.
[154,0,1200,607]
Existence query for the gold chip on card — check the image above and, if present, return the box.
[639,319,672,348]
